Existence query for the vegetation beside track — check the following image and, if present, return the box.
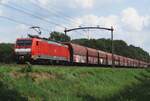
[0,64,150,101]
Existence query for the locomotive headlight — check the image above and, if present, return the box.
[15,48,31,54]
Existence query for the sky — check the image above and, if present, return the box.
[0,0,150,53]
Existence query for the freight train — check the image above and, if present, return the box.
[14,37,149,68]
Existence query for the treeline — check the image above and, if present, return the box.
[0,43,15,63]
[0,31,149,63]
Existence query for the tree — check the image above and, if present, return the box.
[49,31,71,42]
[0,43,15,63]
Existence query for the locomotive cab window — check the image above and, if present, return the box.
[16,40,32,46]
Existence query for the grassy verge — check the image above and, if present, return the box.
[0,64,149,101]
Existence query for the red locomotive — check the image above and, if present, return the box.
[15,37,149,68]
[15,38,70,64]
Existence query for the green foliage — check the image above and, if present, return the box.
[0,65,150,101]
[0,43,15,63]
[50,31,71,42]
[21,62,32,73]
[72,38,150,62]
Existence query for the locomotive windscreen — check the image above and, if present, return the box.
[16,40,32,46]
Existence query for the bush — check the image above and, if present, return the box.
[0,43,15,63]
[20,62,32,73]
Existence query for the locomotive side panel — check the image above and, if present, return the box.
[15,38,70,63]
[32,40,70,61]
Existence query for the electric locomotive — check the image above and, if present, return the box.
[15,37,70,64]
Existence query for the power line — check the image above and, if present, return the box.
[0,16,50,32]
[28,1,85,36]
[0,2,86,39]
[29,0,82,27]
[0,2,66,29]
[6,1,90,28]
[30,1,87,35]
[7,1,64,25]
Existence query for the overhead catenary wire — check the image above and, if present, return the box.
[6,1,66,25]
[0,2,84,37]
[28,0,86,35]
[0,16,50,32]
[0,1,86,39]
[31,0,81,26]
[0,2,67,29]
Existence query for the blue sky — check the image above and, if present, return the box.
[0,0,150,53]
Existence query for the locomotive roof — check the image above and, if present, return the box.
[16,37,68,47]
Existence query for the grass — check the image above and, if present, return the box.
[0,64,150,101]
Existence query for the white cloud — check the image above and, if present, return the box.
[29,0,51,6]
[98,15,119,29]
[75,0,94,9]
[66,7,150,52]
[121,7,147,31]
[53,25,65,32]
[0,24,29,43]
[81,14,99,25]
[0,9,3,15]
[69,14,118,30]
[71,17,82,27]
[143,16,150,28]
[0,0,9,4]
[37,0,49,6]
[65,14,119,39]
[15,24,29,37]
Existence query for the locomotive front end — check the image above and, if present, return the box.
[15,38,32,63]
